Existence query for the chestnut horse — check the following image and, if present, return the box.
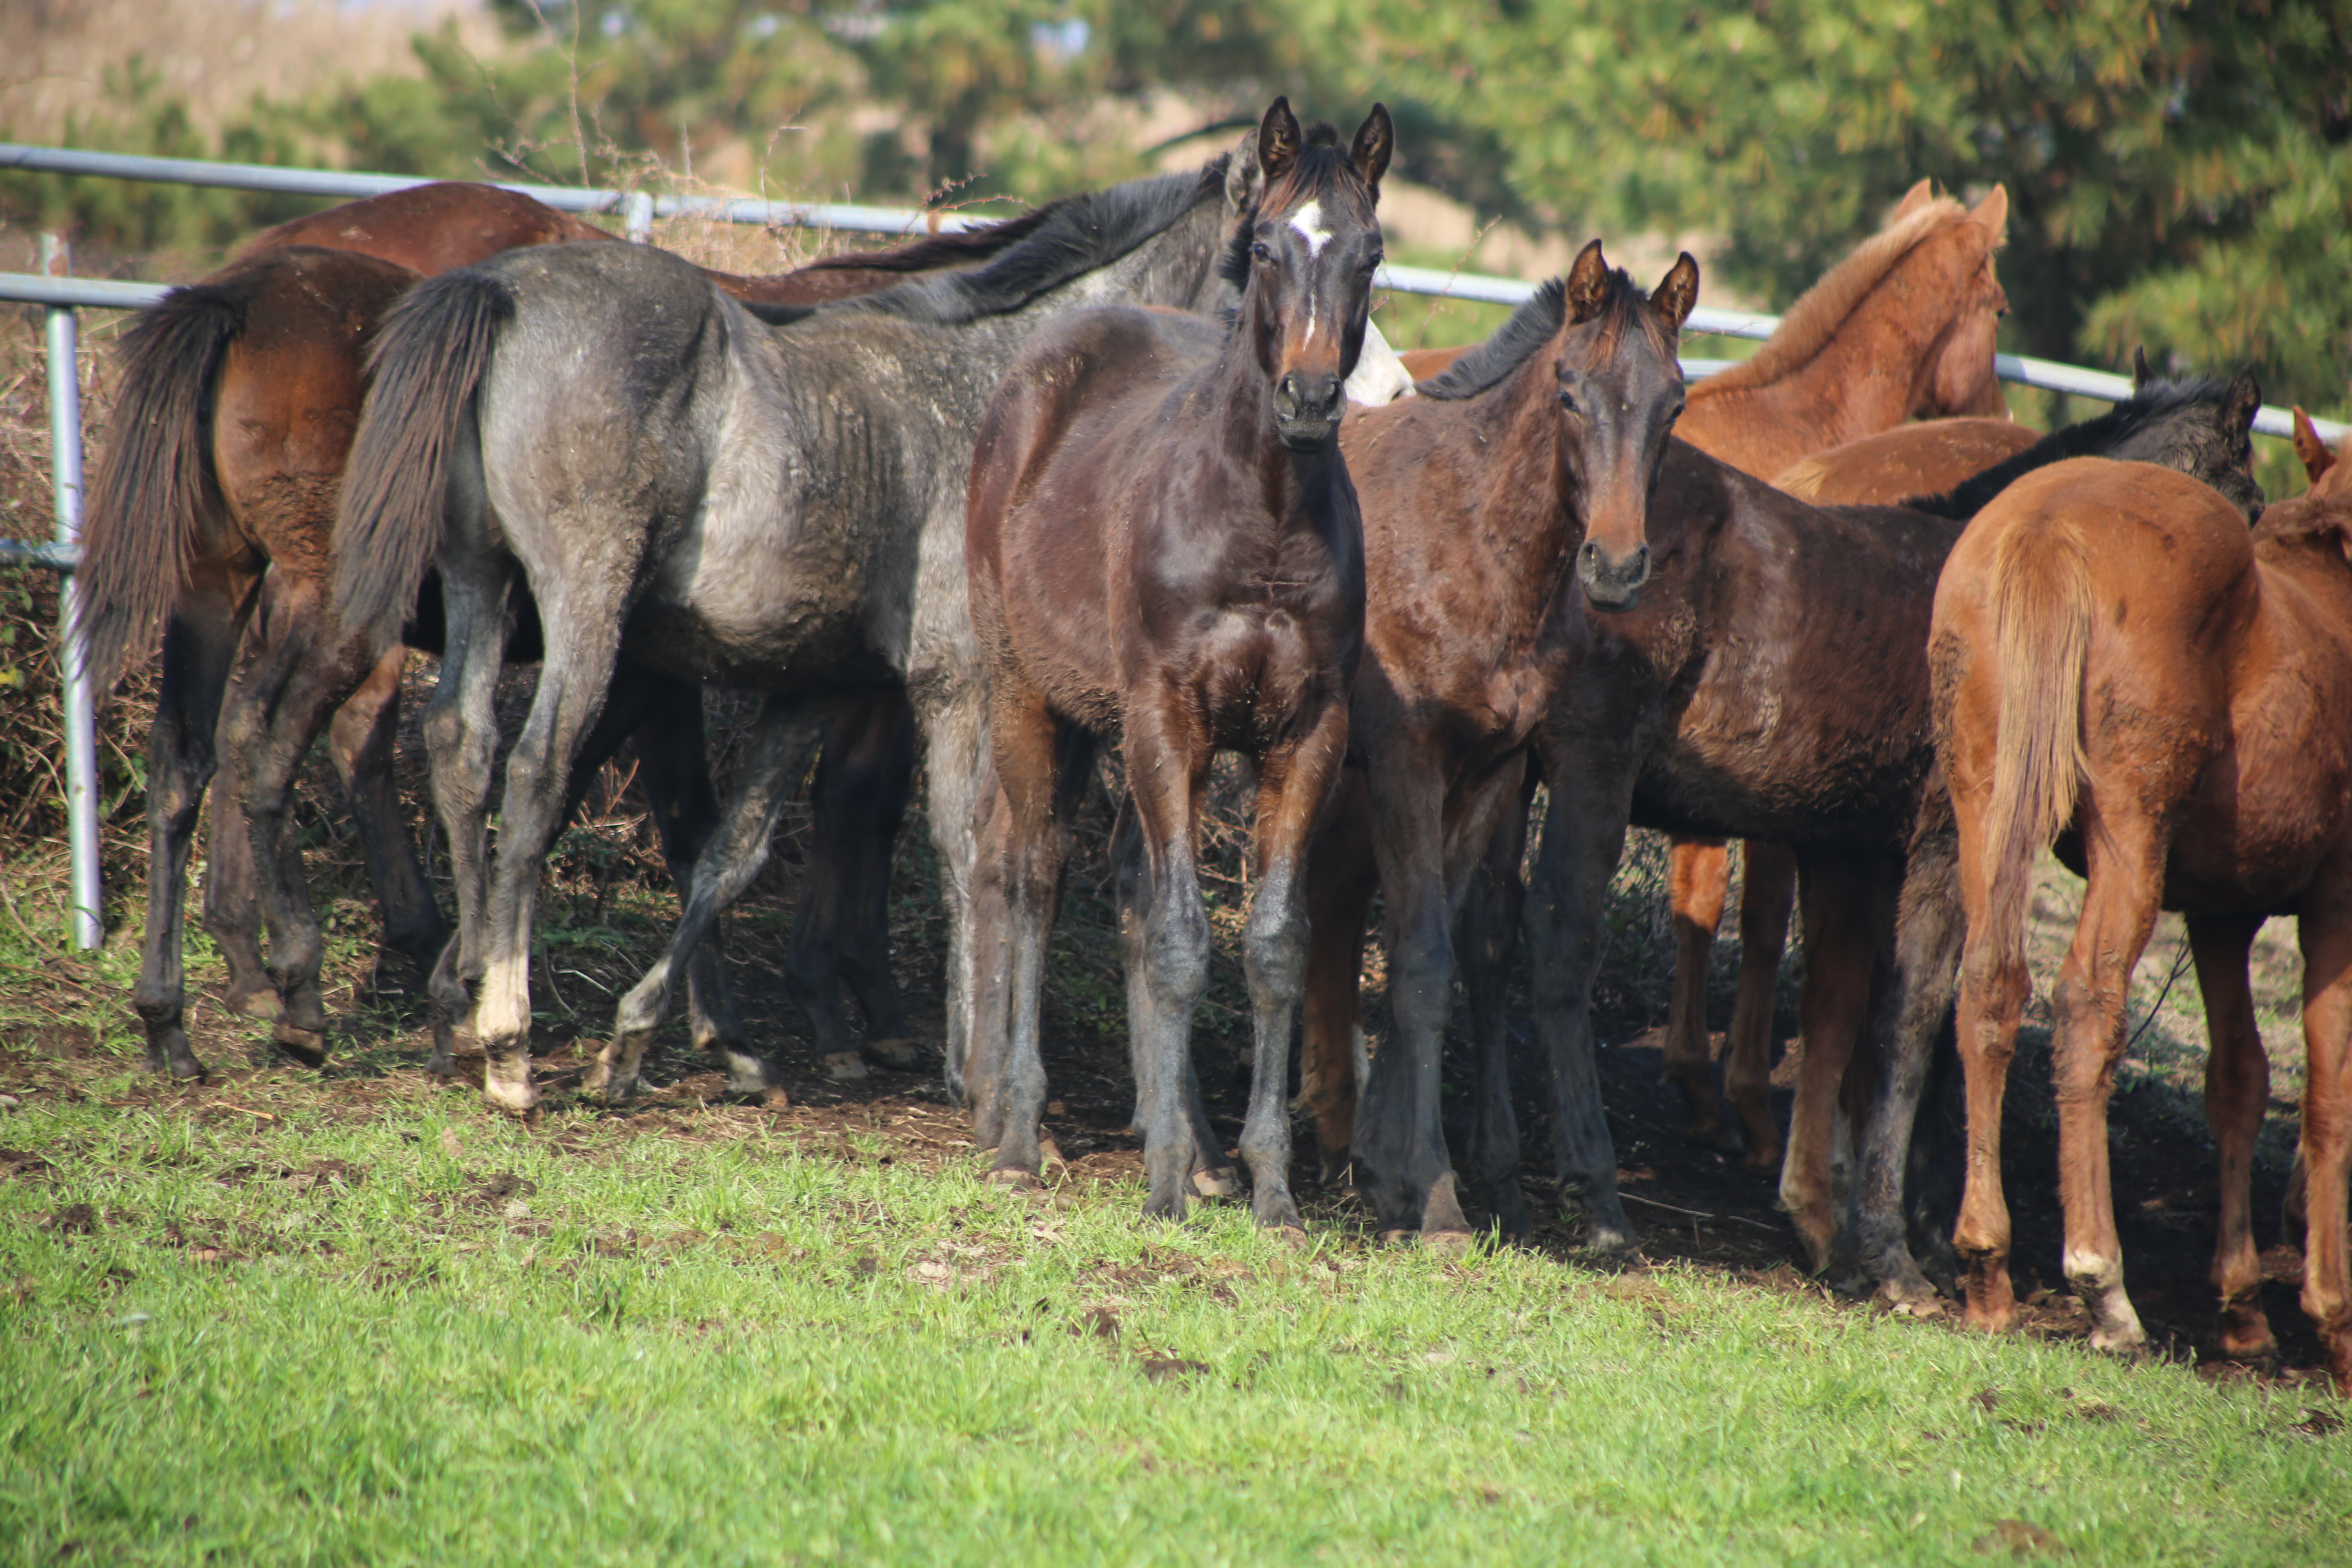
[1306,243,1696,1243]
[76,182,1037,1079]
[1931,447,2350,1392]
[964,102,1390,1225]
[1773,418,2042,506]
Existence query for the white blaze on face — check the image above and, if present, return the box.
[1288,199,1332,257]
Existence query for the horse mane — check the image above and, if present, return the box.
[1212,123,1379,298]
[795,205,1053,276]
[1416,281,1567,400]
[1689,197,1974,399]
[1901,378,2234,519]
[840,158,1230,326]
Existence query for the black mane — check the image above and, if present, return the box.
[1416,280,1567,401]
[1901,378,2236,519]
[840,159,1230,327]
[796,206,1053,276]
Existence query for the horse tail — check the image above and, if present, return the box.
[332,267,515,646]
[1979,517,2093,957]
[74,281,249,690]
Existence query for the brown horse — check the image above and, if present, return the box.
[1773,418,2043,506]
[1303,242,1697,1243]
[1931,448,2351,1392]
[1647,185,2012,1160]
[76,182,1033,1080]
[964,101,1389,1225]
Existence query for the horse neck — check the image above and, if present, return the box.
[1205,321,1344,525]
[1477,356,1586,617]
[1686,250,1964,475]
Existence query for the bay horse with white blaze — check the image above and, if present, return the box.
[964,101,1390,1225]
[1932,445,2352,1392]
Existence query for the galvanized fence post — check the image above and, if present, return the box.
[40,234,102,951]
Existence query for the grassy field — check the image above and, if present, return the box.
[2,1046,2348,1567]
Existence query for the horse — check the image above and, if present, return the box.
[1773,419,2043,506]
[1289,242,1697,1244]
[1326,374,2261,1263]
[962,102,1391,1225]
[74,183,1039,1081]
[1930,443,2350,1392]
[331,154,1256,1115]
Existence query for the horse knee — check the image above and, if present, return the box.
[1142,899,1211,1007]
[1242,910,1308,1002]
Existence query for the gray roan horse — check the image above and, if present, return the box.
[332,156,1256,1111]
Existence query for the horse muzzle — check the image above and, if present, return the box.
[1274,370,1345,450]
[1576,539,1651,612]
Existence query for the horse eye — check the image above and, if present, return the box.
[1557,391,1578,412]
[1252,241,1274,263]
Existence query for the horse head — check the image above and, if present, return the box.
[1917,186,2011,420]
[1559,241,1699,612]
[2114,369,2267,525]
[1227,97,1392,452]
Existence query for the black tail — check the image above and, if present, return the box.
[74,282,249,690]
[332,267,516,648]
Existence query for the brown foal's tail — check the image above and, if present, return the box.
[332,267,515,648]
[74,281,249,691]
[1979,519,2093,957]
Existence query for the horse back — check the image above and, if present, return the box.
[1773,417,2040,506]
[238,183,613,274]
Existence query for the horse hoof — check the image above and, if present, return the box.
[1253,1191,1304,1234]
[271,1025,328,1070]
[822,1051,870,1083]
[1420,1228,1476,1258]
[1268,1223,1309,1250]
[1039,1137,1066,1170]
[1376,1228,1417,1249]
[864,1036,924,1071]
[984,1167,1041,1194]
[1190,1165,1243,1200]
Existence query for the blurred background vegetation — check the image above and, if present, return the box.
[2,0,2347,412]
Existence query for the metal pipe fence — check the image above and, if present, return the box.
[2,141,2342,949]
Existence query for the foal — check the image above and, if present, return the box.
[965,100,1390,1225]
[1934,449,2351,1391]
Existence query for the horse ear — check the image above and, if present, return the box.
[2131,346,2153,393]
[1970,185,2009,244]
[2220,369,2263,437]
[1566,240,1609,324]
[1224,129,1264,212]
[1891,179,1935,222]
[1350,103,1394,198]
[1650,252,1699,332]
[2293,408,2337,486]
[1257,97,1302,187]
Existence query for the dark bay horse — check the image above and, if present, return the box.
[75,182,1038,1080]
[1298,243,1697,1244]
[1932,447,2351,1392]
[963,102,1391,1225]
[332,157,1253,1113]
[1378,374,2263,1267]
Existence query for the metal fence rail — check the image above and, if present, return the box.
[2,141,2343,949]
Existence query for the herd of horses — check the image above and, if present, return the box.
[65,99,2350,1392]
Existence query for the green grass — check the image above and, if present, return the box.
[2,1074,2346,1567]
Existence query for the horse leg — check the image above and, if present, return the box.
[787,691,918,1078]
[915,687,993,1104]
[1521,725,1637,1250]
[1726,842,1800,1167]
[198,753,275,1020]
[131,575,251,1081]
[1233,705,1350,1236]
[2294,882,2352,1396]
[1354,742,1470,1241]
[1662,834,1730,1136]
[1299,769,1377,1180]
[225,583,384,1066]
[1454,759,1536,1238]
[2048,806,2166,1353]
[1776,852,1884,1273]
[1847,791,1968,1305]
[1949,789,2030,1334]
[2187,913,2274,1362]
[419,554,514,1082]
[597,696,835,1103]
[325,645,450,985]
[1119,703,1212,1221]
